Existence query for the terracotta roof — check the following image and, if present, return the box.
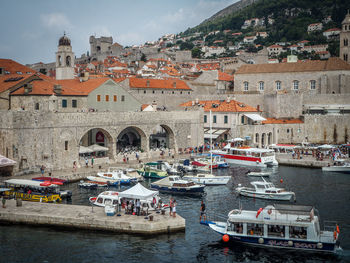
[262,118,303,124]
[196,63,220,71]
[0,74,34,93]
[180,99,257,112]
[0,59,36,75]
[129,78,191,90]
[268,45,282,48]
[218,71,234,81]
[324,28,341,32]
[236,57,350,74]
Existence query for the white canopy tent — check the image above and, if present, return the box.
[88,144,109,152]
[118,183,159,200]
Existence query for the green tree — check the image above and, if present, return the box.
[192,47,203,58]
[141,53,147,62]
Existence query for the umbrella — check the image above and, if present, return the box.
[79,146,93,154]
[88,144,109,152]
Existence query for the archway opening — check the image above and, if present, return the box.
[79,128,113,160]
[117,127,146,153]
[261,133,266,148]
[149,125,175,150]
[268,132,272,145]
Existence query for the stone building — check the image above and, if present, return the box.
[56,34,75,80]
[340,11,350,63]
[89,36,123,61]
[234,58,350,95]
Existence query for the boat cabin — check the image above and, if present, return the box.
[169,176,196,187]
[226,204,322,241]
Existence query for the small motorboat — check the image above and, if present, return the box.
[87,176,120,186]
[246,171,271,177]
[236,178,295,201]
[150,175,205,194]
[89,191,120,207]
[78,181,98,189]
[322,159,350,174]
[183,173,231,185]
[87,180,108,187]
[137,162,168,179]
[97,167,133,184]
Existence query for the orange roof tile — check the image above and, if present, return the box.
[218,71,234,81]
[262,118,303,124]
[180,100,257,112]
[236,57,350,74]
[196,63,220,71]
[129,78,191,90]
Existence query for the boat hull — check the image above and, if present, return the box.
[213,153,278,167]
[237,189,294,201]
[150,184,205,194]
[322,166,350,174]
[183,176,230,185]
[208,222,338,253]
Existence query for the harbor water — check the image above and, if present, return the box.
[1,165,349,263]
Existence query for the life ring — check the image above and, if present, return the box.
[288,240,293,247]
[258,238,264,244]
[317,242,323,249]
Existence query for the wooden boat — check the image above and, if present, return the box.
[202,204,341,253]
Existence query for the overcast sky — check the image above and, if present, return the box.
[0,0,236,64]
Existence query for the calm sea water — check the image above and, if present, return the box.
[1,165,349,263]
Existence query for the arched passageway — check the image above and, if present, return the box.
[117,127,147,153]
[79,128,113,159]
[149,125,175,150]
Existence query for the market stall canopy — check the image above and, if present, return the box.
[318,144,334,149]
[0,155,16,168]
[204,128,229,139]
[79,146,93,154]
[118,183,159,200]
[244,113,266,122]
[88,144,109,152]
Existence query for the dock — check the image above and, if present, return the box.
[0,200,186,234]
[276,153,330,168]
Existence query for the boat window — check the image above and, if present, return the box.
[289,226,307,239]
[247,223,264,236]
[169,177,174,181]
[233,223,243,234]
[267,225,285,237]
[198,175,205,177]
[97,197,103,204]
[104,198,112,204]
[113,200,118,205]
[256,185,265,189]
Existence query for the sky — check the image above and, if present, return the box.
[0,0,236,65]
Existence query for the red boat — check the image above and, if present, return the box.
[192,160,218,169]
[32,177,67,184]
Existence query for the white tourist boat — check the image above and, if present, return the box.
[202,204,341,253]
[236,178,295,201]
[212,140,278,167]
[150,175,205,194]
[183,173,231,185]
[89,191,120,207]
[322,159,350,174]
[97,167,136,184]
[87,176,120,186]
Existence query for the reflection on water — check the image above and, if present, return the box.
[0,165,349,263]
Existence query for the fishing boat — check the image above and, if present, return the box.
[150,175,205,194]
[183,173,231,185]
[236,178,296,201]
[322,159,350,174]
[201,204,341,253]
[32,177,67,184]
[97,167,133,184]
[212,140,278,167]
[246,171,271,177]
[137,162,168,179]
[3,179,63,203]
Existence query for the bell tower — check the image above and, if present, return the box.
[340,10,350,63]
[56,33,75,80]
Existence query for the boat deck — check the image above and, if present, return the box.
[0,200,185,235]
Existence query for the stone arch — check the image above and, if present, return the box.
[66,56,71,67]
[117,126,147,153]
[150,124,175,150]
[58,55,62,66]
[267,132,272,145]
[79,128,114,159]
[261,133,266,148]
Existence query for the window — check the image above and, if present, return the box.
[204,115,207,123]
[35,103,39,110]
[152,90,155,94]
[180,91,182,94]
[241,116,244,124]
[276,81,281,90]
[72,100,77,108]
[62,99,67,108]
[121,95,125,102]
[213,115,217,123]
[287,129,290,133]
[114,95,117,102]
[105,95,109,102]
[224,115,228,124]
[188,92,190,94]
[293,80,299,90]
[310,80,316,90]
[244,81,249,91]
[172,91,175,94]
[259,81,264,91]
[97,95,101,102]
[65,141,68,151]
[162,91,164,94]
[144,90,146,94]
[345,54,348,62]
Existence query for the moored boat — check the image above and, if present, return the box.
[150,175,205,194]
[246,171,271,177]
[32,177,67,184]
[236,178,296,201]
[183,173,231,185]
[97,167,133,184]
[87,176,120,186]
[137,162,168,179]
[202,204,341,253]
[322,159,350,174]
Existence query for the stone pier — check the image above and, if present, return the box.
[0,200,185,234]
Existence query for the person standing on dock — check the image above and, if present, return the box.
[172,200,177,217]
[40,165,45,176]
[85,157,88,168]
[91,156,94,168]
[169,197,173,216]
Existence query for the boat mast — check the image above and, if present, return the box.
[210,110,213,174]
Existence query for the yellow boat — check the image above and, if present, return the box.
[4,179,62,203]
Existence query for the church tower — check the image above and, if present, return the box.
[340,11,350,63]
[56,33,75,80]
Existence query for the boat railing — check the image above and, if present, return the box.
[323,220,338,232]
[200,211,227,226]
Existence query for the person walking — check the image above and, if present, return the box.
[40,165,45,176]
[136,199,141,216]
[73,161,77,173]
[91,156,94,168]
[85,157,88,168]
[172,200,177,217]
[169,197,173,216]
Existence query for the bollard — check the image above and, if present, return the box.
[149,215,153,221]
